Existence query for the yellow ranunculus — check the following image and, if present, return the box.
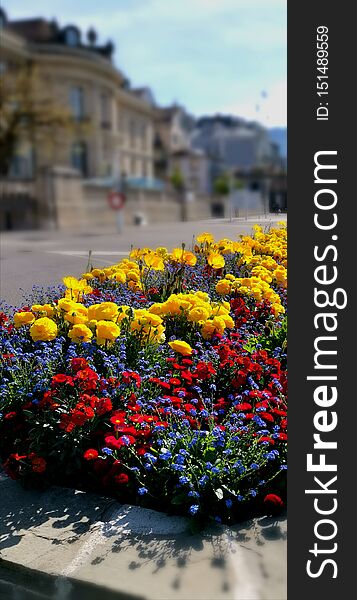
[148,303,163,315]
[144,253,164,271]
[215,279,232,295]
[171,248,197,267]
[96,320,121,345]
[168,340,193,356]
[91,269,106,282]
[207,253,225,269]
[113,270,126,284]
[63,276,80,289]
[94,302,119,321]
[196,232,214,244]
[68,324,93,343]
[58,298,77,312]
[14,311,35,328]
[64,304,88,325]
[187,306,210,323]
[30,317,58,342]
[31,303,55,318]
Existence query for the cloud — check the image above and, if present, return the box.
[222,79,287,127]
[5,0,286,123]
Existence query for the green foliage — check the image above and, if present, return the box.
[213,173,230,196]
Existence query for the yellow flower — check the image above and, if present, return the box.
[117,305,132,322]
[156,247,168,257]
[171,248,197,266]
[30,317,58,342]
[14,311,35,328]
[207,253,225,269]
[64,304,88,325]
[68,324,93,343]
[194,291,210,302]
[201,316,226,339]
[168,340,193,356]
[113,270,126,284]
[94,302,119,321]
[148,303,164,315]
[81,272,94,281]
[91,269,106,282]
[58,298,77,312]
[130,309,165,344]
[144,253,164,271]
[188,305,210,323]
[63,276,80,289]
[96,320,121,345]
[31,304,55,318]
[215,279,232,295]
[196,232,214,244]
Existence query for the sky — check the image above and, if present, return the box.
[5,0,287,127]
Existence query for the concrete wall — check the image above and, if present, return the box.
[81,184,212,228]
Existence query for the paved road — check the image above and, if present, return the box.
[0,215,286,308]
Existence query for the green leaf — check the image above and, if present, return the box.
[171,493,187,505]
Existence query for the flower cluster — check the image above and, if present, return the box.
[0,224,287,524]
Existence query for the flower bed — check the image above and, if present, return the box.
[0,225,287,525]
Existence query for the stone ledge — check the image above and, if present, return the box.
[0,476,287,600]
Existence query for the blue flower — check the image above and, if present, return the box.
[102,447,113,455]
[138,487,148,495]
[225,499,233,508]
[178,476,190,485]
[188,504,199,516]
[198,475,208,486]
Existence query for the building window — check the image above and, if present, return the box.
[130,156,136,176]
[64,27,80,47]
[129,120,136,148]
[69,86,84,120]
[100,93,111,128]
[9,146,35,179]
[0,8,7,29]
[71,142,87,176]
[140,123,147,150]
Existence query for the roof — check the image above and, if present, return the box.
[4,16,114,60]
[7,18,59,43]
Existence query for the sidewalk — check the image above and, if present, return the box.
[0,475,287,600]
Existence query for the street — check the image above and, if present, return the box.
[0,215,286,308]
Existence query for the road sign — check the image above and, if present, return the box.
[107,191,126,211]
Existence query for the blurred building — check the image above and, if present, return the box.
[191,114,284,173]
[0,8,155,180]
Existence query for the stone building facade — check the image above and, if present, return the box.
[0,7,156,230]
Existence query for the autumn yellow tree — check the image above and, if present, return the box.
[0,64,78,176]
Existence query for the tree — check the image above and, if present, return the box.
[213,172,230,196]
[0,64,75,176]
[170,167,185,192]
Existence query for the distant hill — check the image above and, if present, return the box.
[269,127,287,159]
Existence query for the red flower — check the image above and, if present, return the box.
[104,435,122,450]
[110,414,126,426]
[195,361,216,380]
[264,494,284,510]
[71,357,89,372]
[83,449,99,460]
[259,412,275,423]
[259,436,275,445]
[4,411,17,420]
[114,473,129,485]
[234,402,252,412]
[31,457,47,473]
[97,398,113,415]
[10,453,27,461]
